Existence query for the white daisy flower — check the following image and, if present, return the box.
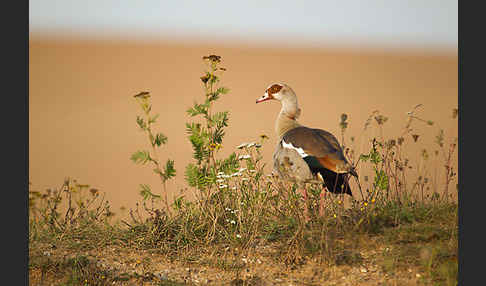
[238,155,251,160]
[236,143,249,149]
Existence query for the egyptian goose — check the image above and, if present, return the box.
[256,83,357,196]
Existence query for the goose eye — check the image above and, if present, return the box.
[270,84,282,94]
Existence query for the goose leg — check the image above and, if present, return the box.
[316,173,326,217]
[319,188,326,216]
[299,186,310,222]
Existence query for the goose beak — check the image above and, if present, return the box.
[256,92,272,103]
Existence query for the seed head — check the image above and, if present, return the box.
[203,55,221,63]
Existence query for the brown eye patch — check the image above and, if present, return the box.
[267,84,283,96]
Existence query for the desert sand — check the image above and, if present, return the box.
[29,36,458,218]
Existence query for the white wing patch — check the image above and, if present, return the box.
[282,140,309,158]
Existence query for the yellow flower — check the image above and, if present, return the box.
[371,199,375,203]
[364,202,368,207]
[337,200,342,204]
[333,214,337,218]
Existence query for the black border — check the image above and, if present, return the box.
[5,0,29,285]
[458,1,480,285]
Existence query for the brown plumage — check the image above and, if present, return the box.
[256,83,357,195]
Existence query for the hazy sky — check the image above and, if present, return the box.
[30,0,457,50]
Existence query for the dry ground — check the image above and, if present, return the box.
[29,218,456,286]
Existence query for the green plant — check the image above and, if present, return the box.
[359,138,390,202]
[184,55,239,199]
[131,91,176,212]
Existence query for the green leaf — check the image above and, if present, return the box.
[130,151,151,164]
[185,122,201,135]
[186,123,210,163]
[374,169,389,191]
[217,152,240,174]
[187,101,210,117]
[370,149,381,164]
[172,196,186,210]
[216,87,230,95]
[185,164,206,188]
[154,133,168,147]
[149,133,154,146]
[136,116,147,130]
[148,114,160,124]
[163,159,176,180]
[209,111,229,128]
[359,154,370,162]
[139,184,160,200]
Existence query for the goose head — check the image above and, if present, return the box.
[256,83,301,119]
[256,83,294,103]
